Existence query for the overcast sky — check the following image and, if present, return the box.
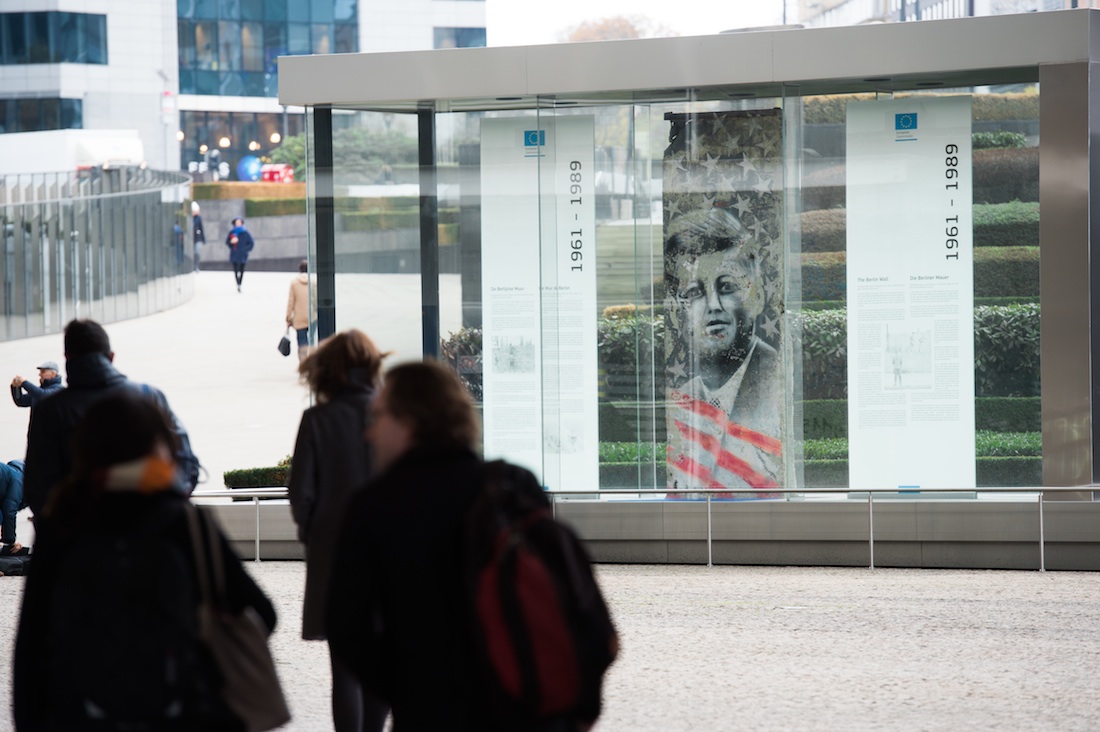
[485,0,790,47]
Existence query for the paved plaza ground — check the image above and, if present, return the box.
[0,273,1098,730]
[1,562,1098,730]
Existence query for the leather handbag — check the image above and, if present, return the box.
[277,327,292,357]
[185,505,291,732]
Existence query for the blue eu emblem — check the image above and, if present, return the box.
[524,130,545,147]
[895,113,918,131]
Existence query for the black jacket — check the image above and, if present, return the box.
[13,492,276,731]
[10,375,63,408]
[327,446,485,731]
[22,353,201,516]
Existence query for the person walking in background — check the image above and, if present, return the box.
[288,329,390,732]
[0,459,25,554]
[10,361,63,409]
[192,201,206,271]
[286,259,317,364]
[14,392,276,731]
[225,216,254,292]
[22,319,201,517]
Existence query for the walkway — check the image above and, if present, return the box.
[1,562,1098,730]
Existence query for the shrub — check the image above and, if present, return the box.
[801,202,1039,253]
[803,398,1040,439]
[797,309,848,400]
[803,400,848,439]
[245,198,306,217]
[973,148,1038,204]
[223,455,292,491]
[973,201,1039,248]
[192,182,306,200]
[801,251,848,302]
[974,303,1040,396]
[439,326,483,401]
[803,93,1038,125]
[973,247,1039,298]
[972,131,1027,150]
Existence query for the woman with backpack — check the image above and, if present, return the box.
[13,392,278,731]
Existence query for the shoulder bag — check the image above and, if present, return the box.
[185,504,291,732]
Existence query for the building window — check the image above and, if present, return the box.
[433,27,487,49]
[179,0,358,97]
[0,12,107,65]
[0,97,83,133]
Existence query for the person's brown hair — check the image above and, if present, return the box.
[299,329,389,401]
[382,360,480,452]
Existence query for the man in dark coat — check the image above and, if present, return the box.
[10,361,63,409]
[226,216,255,292]
[22,319,201,517]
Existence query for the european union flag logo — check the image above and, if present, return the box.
[895,113,918,131]
[524,130,545,147]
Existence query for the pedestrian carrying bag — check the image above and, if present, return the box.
[463,460,619,728]
[185,505,291,732]
[277,327,292,357]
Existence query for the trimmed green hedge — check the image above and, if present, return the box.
[803,93,1038,125]
[802,457,1041,487]
[803,398,1040,439]
[973,148,1038,204]
[245,198,306,217]
[340,207,461,232]
[802,247,1038,302]
[801,201,1039,254]
[223,465,288,488]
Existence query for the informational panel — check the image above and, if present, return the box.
[663,110,786,498]
[846,96,975,489]
[480,116,598,490]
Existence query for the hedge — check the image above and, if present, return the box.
[340,207,461,232]
[802,247,1038,302]
[802,457,1041,487]
[245,198,306,217]
[803,397,1041,439]
[801,201,1039,254]
[192,182,306,200]
[801,146,1037,213]
[803,93,1038,125]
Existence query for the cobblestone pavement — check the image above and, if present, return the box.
[2,562,1098,731]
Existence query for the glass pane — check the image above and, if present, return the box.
[287,23,310,55]
[195,70,219,95]
[219,0,241,19]
[17,100,39,133]
[263,23,285,72]
[195,21,217,69]
[28,12,50,63]
[334,23,356,54]
[241,21,263,71]
[218,20,242,70]
[310,0,333,23]
[60,98,82,129]
[264,0,287,21]
[334,0,356,21]
[194,0,218,20]
[311,24,331,55]
[6,14,27,63]
[241,0,263,21]
[179,21,197,68]
[288,0,309,23]
[40,98,60,130]
[86,14,107,64]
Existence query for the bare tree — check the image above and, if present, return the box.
[558,15,679,42]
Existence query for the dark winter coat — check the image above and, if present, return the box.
[287,381,374,639]
[13,491,276,731]
[10,375,63,408]
[225,225,254,265]
[327,446,487,731]
[22,353,201,516]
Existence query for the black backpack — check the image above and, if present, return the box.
[47,504,214,729]
[463,460,619,729]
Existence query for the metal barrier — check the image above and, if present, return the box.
[194,485,1093,571]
